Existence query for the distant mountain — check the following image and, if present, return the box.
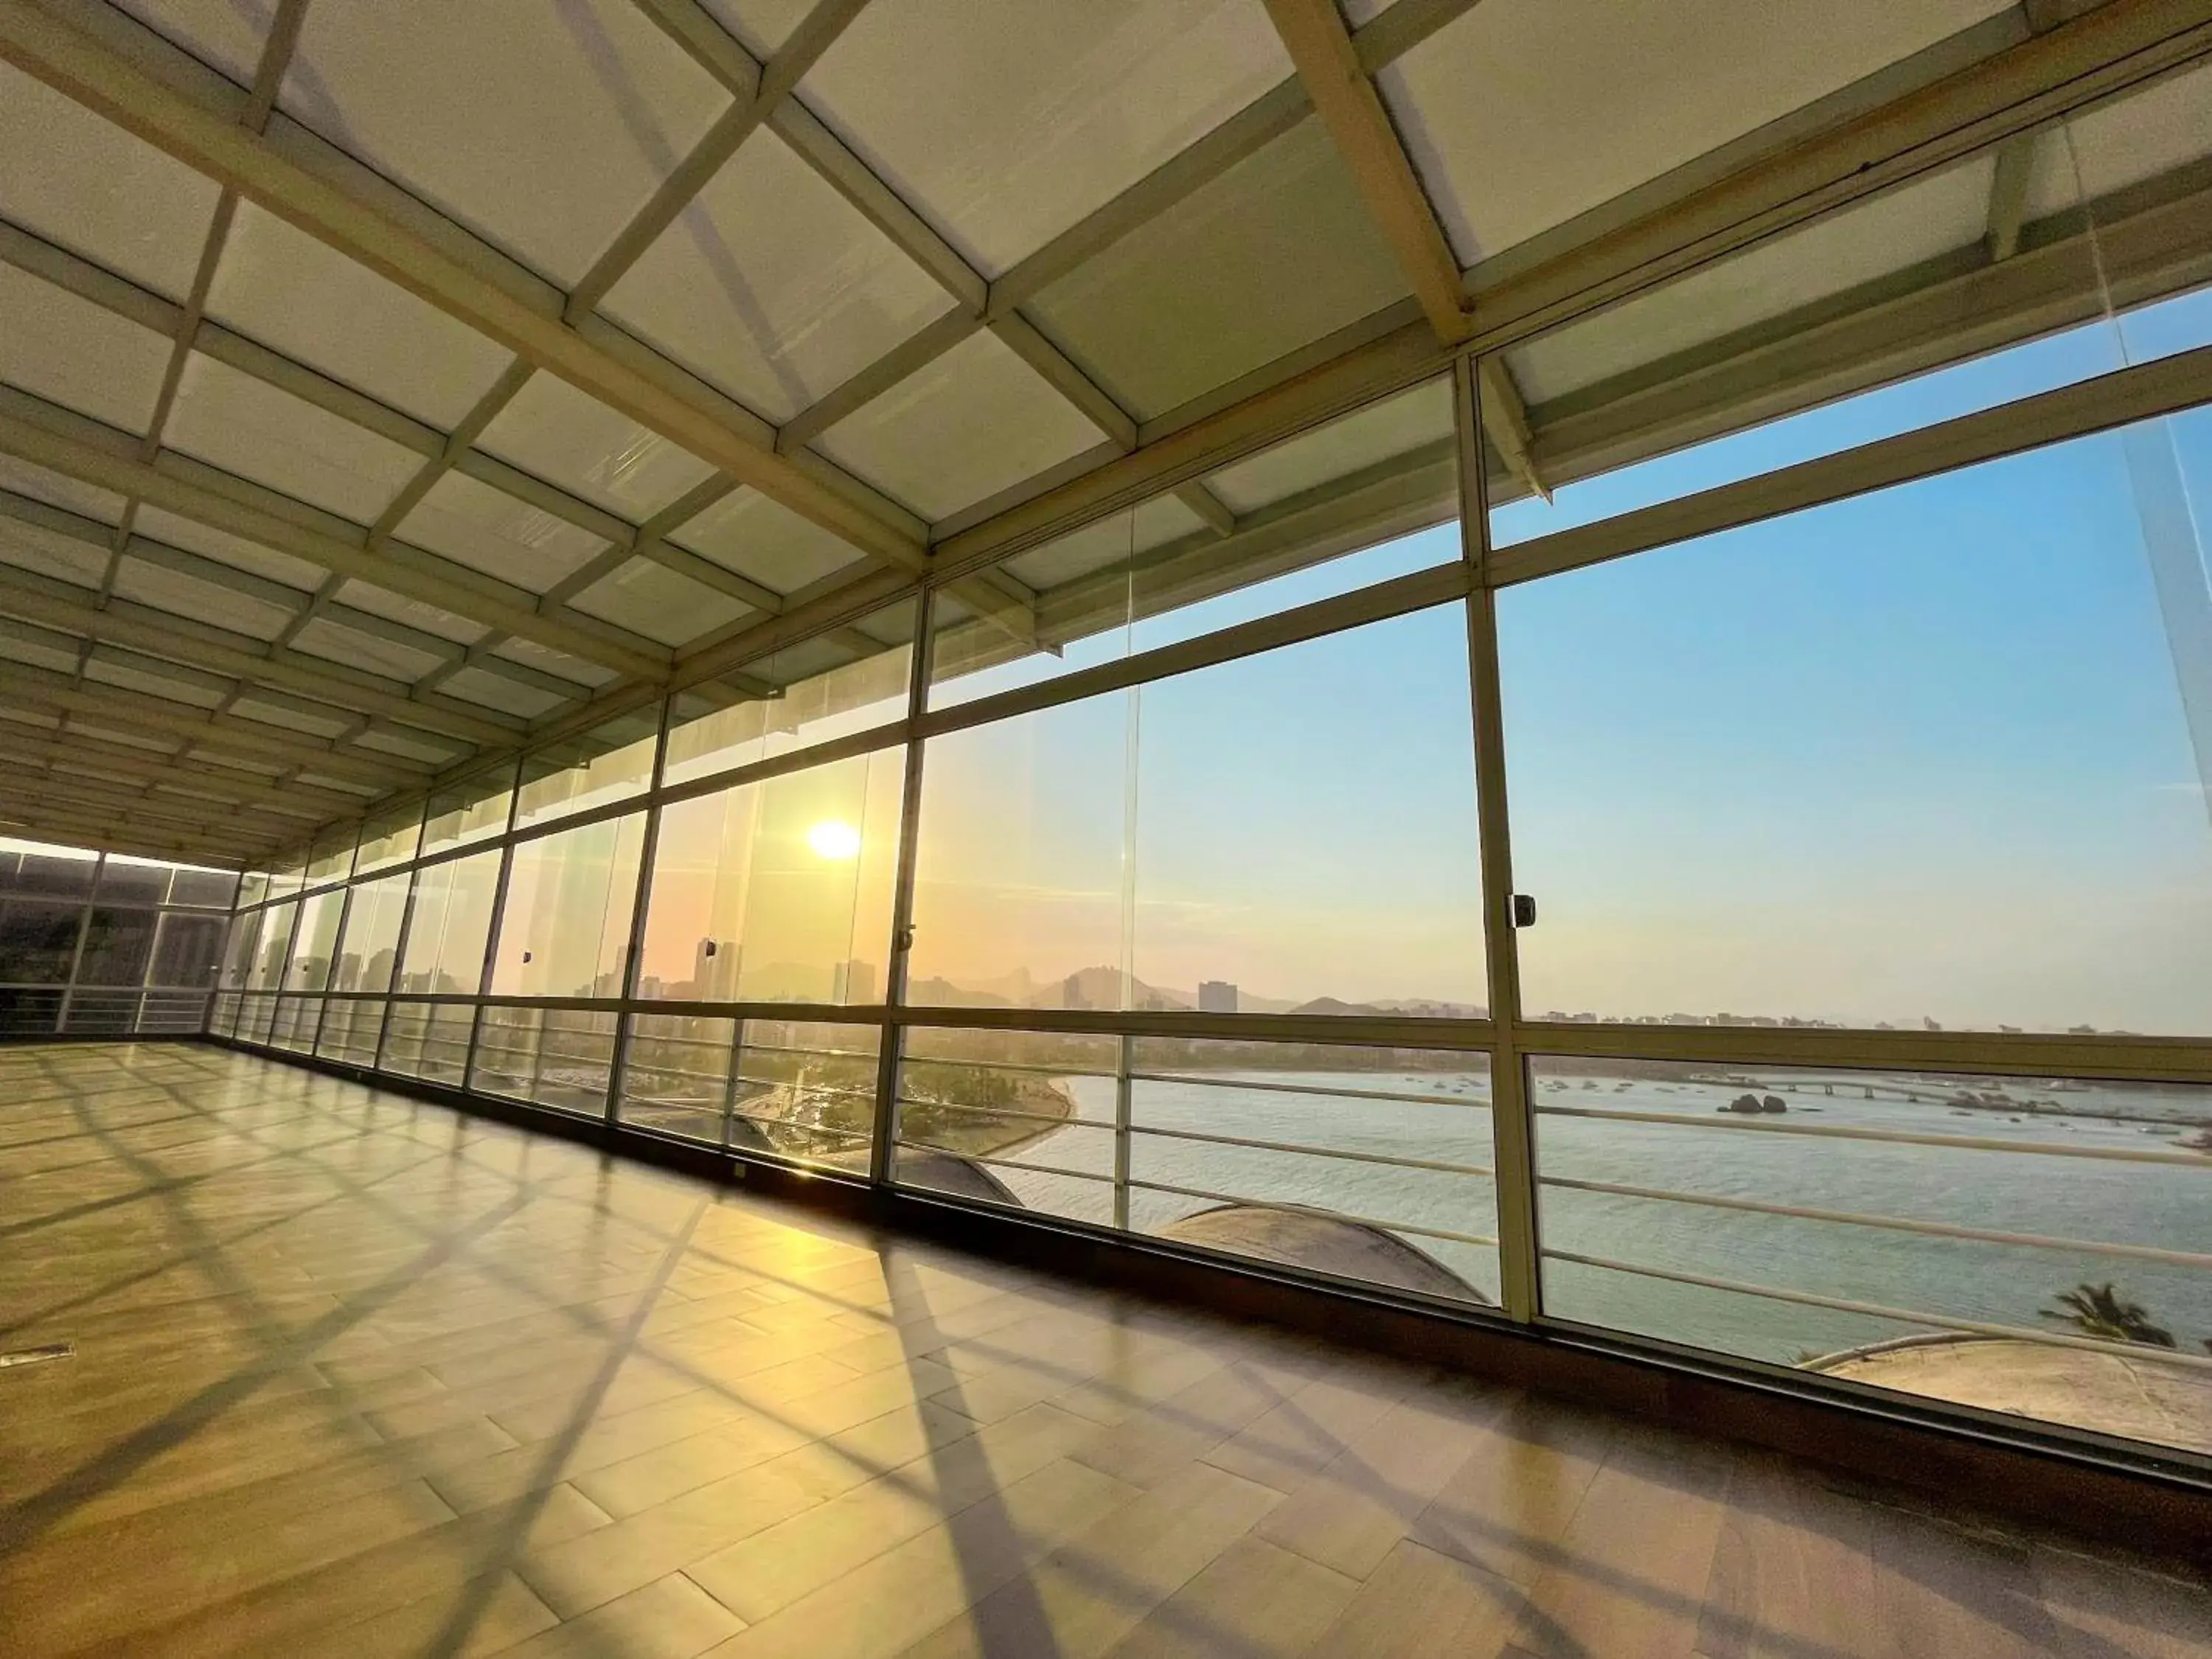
[905,977,1013,1008]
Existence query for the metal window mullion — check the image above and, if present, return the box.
[461,840,518,1089]
[372,863,425,1071]
[1459,354,1541,1323]
[52,854,102,1034]
[871,585,936,1186]
[302,880,354,1057]
[605,697,673,1125]
[1113,1032,1133,1230]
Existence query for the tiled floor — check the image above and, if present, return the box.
[1,1042,2207,1658]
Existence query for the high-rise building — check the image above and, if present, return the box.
[1198,980,1238,1014]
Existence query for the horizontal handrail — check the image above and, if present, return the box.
[895,1095,1105,1130]
[896,1139,1113,1186]
[1130,1121,1496,1179]
[1125,1175,1498,1251]
[903,1051,1120,1082]
[1541,1175,2212,1270]
[1543,1247,2212,1374]
[1127,1071,1492,1110]
[1537,1103,2212,1166]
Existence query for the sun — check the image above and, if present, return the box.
[806,819,862,860]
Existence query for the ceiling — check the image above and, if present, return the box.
[0,0,2205,868]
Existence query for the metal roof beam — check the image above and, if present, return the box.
[0,382,668,679]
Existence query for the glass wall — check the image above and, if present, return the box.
[208,79,2212,1471]
[0,838,237,1036]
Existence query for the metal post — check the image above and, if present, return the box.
[305,882,353,1057]
[720,1015,745,1151]
[604,696,673,1124]
[54,852,100,1035]
[870,586,936,1186]
[1113,1032,1133,1230]
[374,865,424,1071]
[461,841,517,1091]
[1457,354,1543,1323]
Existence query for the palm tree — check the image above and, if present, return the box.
[2041,1282,2175,1348]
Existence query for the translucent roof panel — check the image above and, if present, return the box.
[602,128,959,425]
[0,517,108,589]
[395,471,611,594]
[1023,120,1407,422]
[332,581,490,647]
[1001,493,1208,594]
[1380,0,2014,265]
[570,557,752,647]
[800,0,1293,276]
[438,665,566,720]
[669,485,872,597]
[490,636,619,691]
[1507,156,2003,408]
[111,557,295,639]
[476,374,720,521]
[161,355,422,524]
[0,61,221,302]
[132,507,326,591]
[206,202,516,431]
[0,456,125,524]
[1205,378,1456,516]
[290,618,448,686]
[111,0,268,85]
[280,0,731,288]
[0,261,171,436]
[814,328,1107,521]
[2025,58,2212,219]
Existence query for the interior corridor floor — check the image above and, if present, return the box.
[1,1041,2206,1658]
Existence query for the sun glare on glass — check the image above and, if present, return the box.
[806,819,862,860]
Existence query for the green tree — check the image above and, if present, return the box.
[2040,1282,2175,1348]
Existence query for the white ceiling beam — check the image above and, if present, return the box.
[1475,356,1549,502]
[0,0,929,577]
[1259,0,1469,344]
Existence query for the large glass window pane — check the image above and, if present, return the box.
[638,748,903,1006]
[396,851,499,995]
[333,874,408,992]
[894,1026,1120,1225]
[619,1013,737,1143]
[148,912,226,987]
[248,901,295,991]
[285,888,345,992]
[306,827,355,886]
[317,998,386,1064]
[167,864,240,909]
[929,381,1458,709]
[96,855,173,904]
[490,815,647,998]
[1531,1055,2212,1455]
[664,598,916,788]
[0,838,98,898]
[471,1005,619,1115]
[355,804,423,874]
[1500,412,2212,1035]
[910,604,1486,1015]
[77,907,157,986]
[0,899,83,983]
[728,1018,880,1172]
[381,1003,474,1085]
[422,761,515,855]
[513,710,658,831]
